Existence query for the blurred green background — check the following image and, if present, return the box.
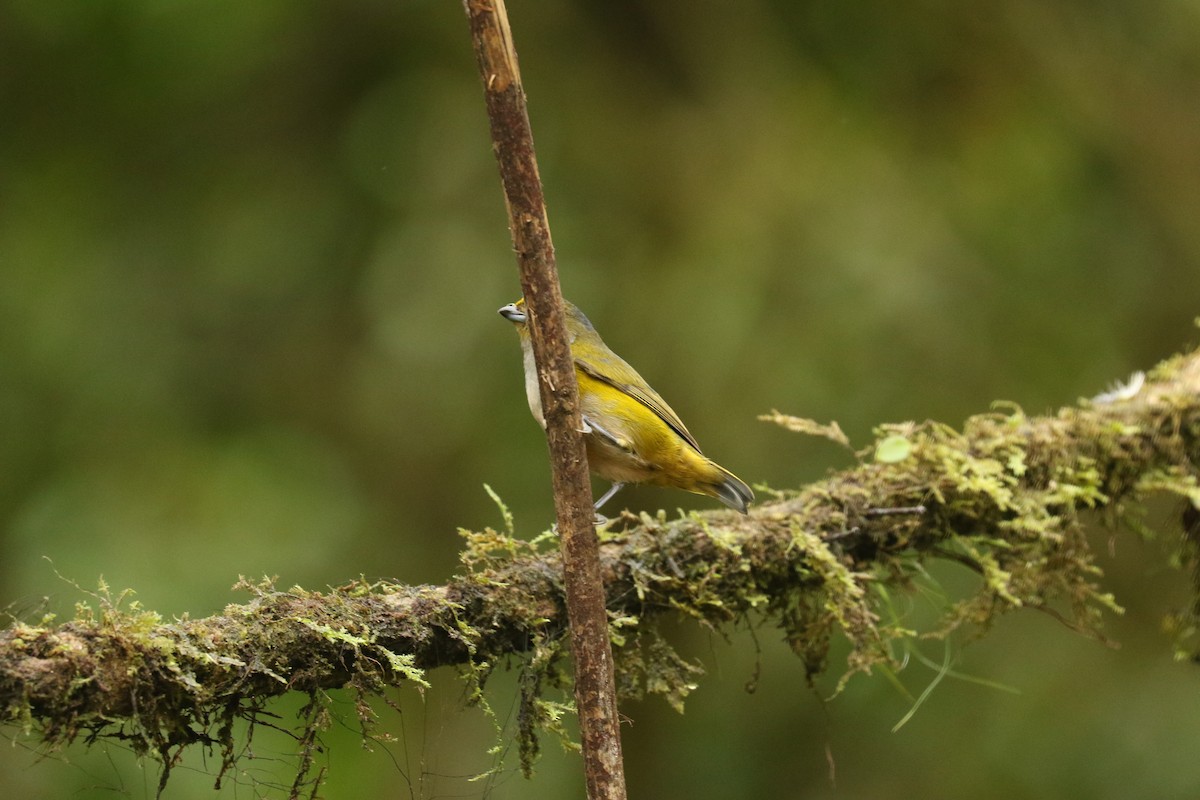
[2,0,1199,797]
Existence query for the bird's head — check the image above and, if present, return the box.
[498,297,596,341]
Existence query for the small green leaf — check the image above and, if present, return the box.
[875,435,912,463]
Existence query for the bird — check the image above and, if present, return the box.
[498,297,753,515]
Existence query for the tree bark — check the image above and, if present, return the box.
[462,1,626,797]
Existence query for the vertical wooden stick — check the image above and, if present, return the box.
[462,2,628,798]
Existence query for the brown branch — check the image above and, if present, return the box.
[2,347,1199,788]
[462,1,626,797]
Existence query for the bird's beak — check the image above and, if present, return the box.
[498,303,527,323]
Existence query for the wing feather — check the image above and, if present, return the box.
[574,356,702,453]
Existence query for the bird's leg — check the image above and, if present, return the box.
[593,482,625,513]
[582,415,632,523]
[553,483,622,532]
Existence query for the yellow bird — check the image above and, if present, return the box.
[499,298,753,514]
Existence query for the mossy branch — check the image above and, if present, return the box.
[3,345,1200,790]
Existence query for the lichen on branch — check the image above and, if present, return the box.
[3,346,1200,793]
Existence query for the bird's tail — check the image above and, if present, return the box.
[706,464,754,514]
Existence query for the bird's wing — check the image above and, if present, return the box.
[574,354,702,453]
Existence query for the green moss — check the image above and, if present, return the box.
[3,346,1199,795]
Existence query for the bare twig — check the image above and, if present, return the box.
[462,2,626,798]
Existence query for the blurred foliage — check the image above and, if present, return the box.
[0,0,1198,797]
